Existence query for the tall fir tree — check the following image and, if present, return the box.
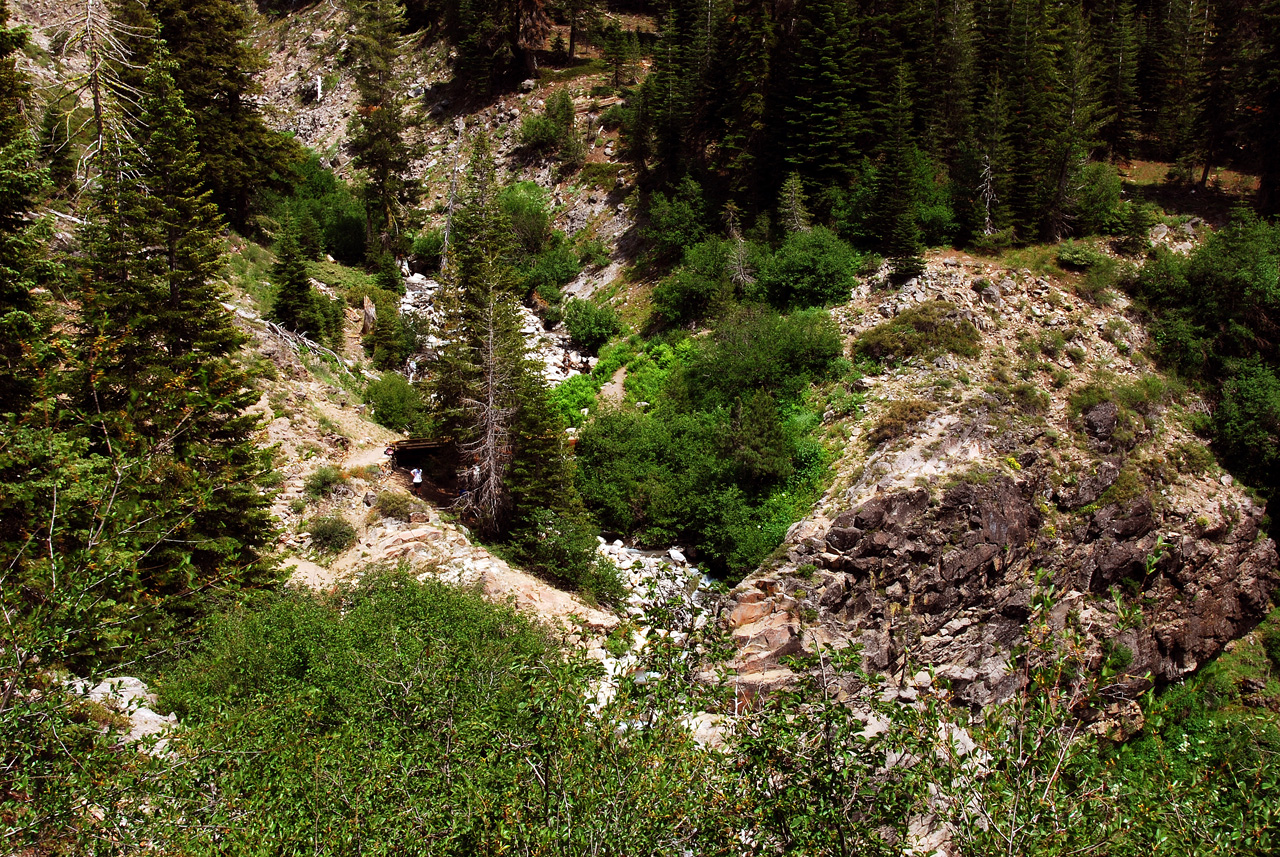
[149,0,302,226]
[713,0,776,207]
[347,0,419,254]
[1255,0,1280,214]
[430,136,576,537]
[1042,4,1105,240]
[779,0,857,184]
[1091,0,1140,160]
[877,67,926,281]
[267,222,324,337]
[0,0,52,411]
[76,54,276,602]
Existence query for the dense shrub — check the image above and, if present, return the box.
[375,491,419,522]
[523,241,580,297]
[509,509,626,606]
[304,464,348,498]
[651,238,732,323]
[307,515,356,553]
[853,300,981,363]
[759,226,863,308]
[548,373,598,427]
[365,373,425,433]
[681,306,843,408]
[499,182,552,257]
[564,298,620,354]
[1074,161,1124,234]
[411,229,444,271]
[644,176,706,261]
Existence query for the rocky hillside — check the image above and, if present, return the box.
[14,0,1275,715]
[723,250,1278,715]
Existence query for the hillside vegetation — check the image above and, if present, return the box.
[2,0,1280,854]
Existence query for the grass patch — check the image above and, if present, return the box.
[853,301,981,363]
[868,399,935,445]
[537,58,606,83]
[578,161,625,190]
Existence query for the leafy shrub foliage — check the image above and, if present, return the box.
[564,298,620,354]
[303,465,348,498]
[306,515,356,553]
[365,373,427,433]
[375,491,418,522]
[759,226,865,309]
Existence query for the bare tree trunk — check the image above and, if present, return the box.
[458,295,516,532]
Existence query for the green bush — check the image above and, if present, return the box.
[759,226,863,309]
[549,373,598,427]
[304,464,347,498]
[523,242,581,296]
[1056,239,1105,270]
[682,306,843,408]
[509,509,626,606]
[1075,161,1124,234]
[564,298,620,354]
[499,182,552,257]
[365,373,425,433]
[651,238,733,323]
[375,491,418,522]
[853,300,981,363]
[307,515,356,553]
[411,229,444,271]
[643,176,706,261]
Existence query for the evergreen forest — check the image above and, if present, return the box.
[3,0,1280,854]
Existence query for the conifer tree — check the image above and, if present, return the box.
[1092,0,1139,159]
[430,136,576,538]
[1257,0,1280,215]
[778,171,811,234]
[714,0,776,206]
[779,0,856,183]
[0,0,52,411]
[878,68,926,282]
[267,223,324,337]
[346,0,419,254]
[1003,0,1055,239]
[1043,4,1105,240]
[150,0,301,226]
[76,54,275,597]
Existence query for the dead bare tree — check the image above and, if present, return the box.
[456,293,518,532]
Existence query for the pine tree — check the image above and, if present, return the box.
[878,68,925,282]
[1003,0,1055,240]
[1092,0,1140,159]
[0,0,53,411]
[778,171,811,234]
[150,0,302,226]
[971,76,1014,238]
[347,0,419,254]
[267,223,324,337]
[430,136,578,538]
[76,54,275,597]
[779,0,856,183]
[714,0,776,207]
[1042,4,1105,240]
[1255,0,1280,214]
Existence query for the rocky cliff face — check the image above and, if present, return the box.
[723,253,1279,709]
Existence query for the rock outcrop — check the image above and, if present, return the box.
[723,255,1279,708]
